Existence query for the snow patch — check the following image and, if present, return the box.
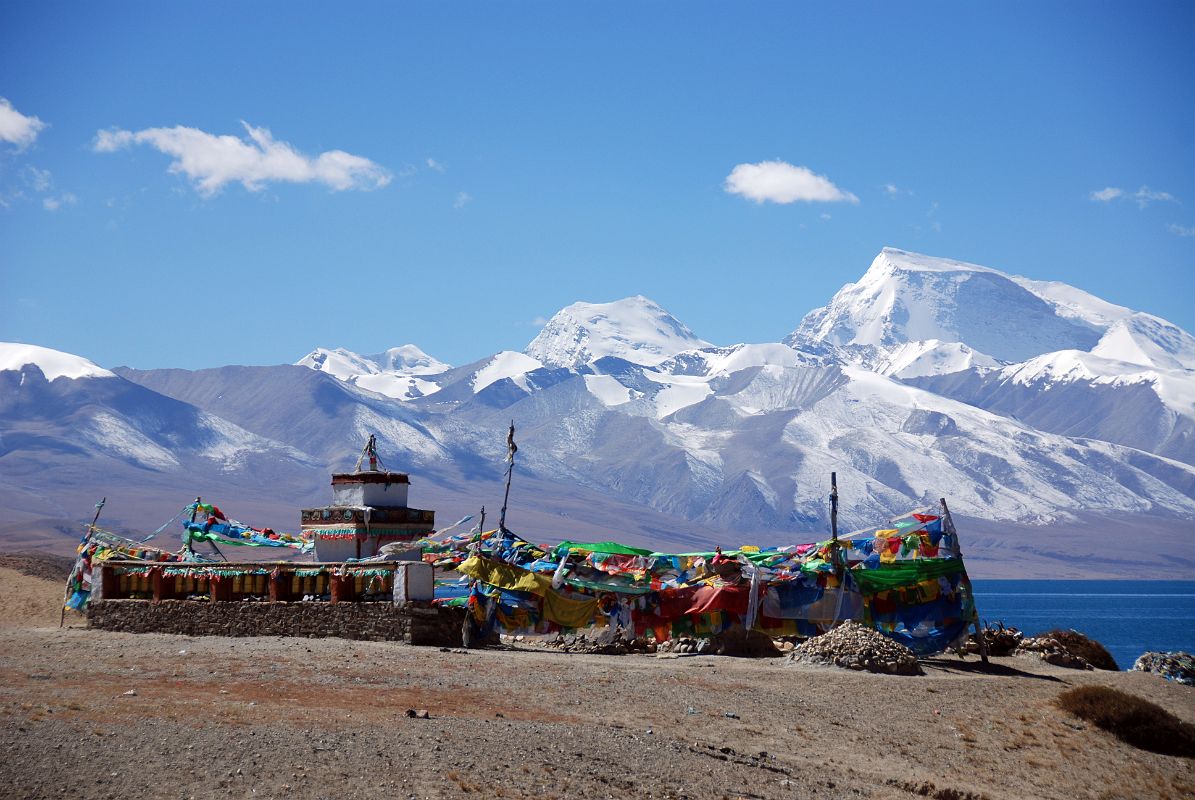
[648,374,713,418]
[1091,315,1195,371]
[878,340,1000,378]
[472,351,543,392]
[82,411,180,469]
[583,374,633,406]
[354,373,444,401]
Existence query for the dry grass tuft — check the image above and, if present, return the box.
[1057,686,1195,758]
[1041,629,1118,670]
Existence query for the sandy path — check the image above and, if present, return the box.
[0,574,1192,799]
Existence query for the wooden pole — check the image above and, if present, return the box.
[830,472,839,542]
[498,422,516,533]
[828,474,848,627]
[940,497,988,665]
[830,472,842,573]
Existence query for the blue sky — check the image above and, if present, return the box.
[1,2,1192,370]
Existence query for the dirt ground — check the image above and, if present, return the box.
[1,566,1193,800]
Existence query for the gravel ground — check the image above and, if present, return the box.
[0,551,74,583]
[1,571,1193,800]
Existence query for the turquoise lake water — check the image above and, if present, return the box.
[970,579,1195,670]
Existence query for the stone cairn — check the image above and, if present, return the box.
[1132,651,1195,685]
[787,621,923,675]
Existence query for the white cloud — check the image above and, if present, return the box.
[531,316,549,326]
[42,192,77,211]
[1131,186,1176,208]
[0,98,46,150]
[724,160,858,205]
[24,166,52,192]
[453,191,472,209]
[93,121,392,196]
[819,212,831,221]
[426,157,445,173]
[1169,224,1195,238]
[1090,185,1177,208]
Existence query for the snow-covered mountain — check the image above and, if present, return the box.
[0,343,324,546]
[790,248,1195,467]
[5,249,1195,572]
[0,343,317,473]
[297,344,451,401]
[789,247,1195,373]
[0,343,117,381]
[525,295,711,368]
[789,248,1099,365]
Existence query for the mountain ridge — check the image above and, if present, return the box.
[4,248,1194,576]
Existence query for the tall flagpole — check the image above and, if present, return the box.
[498,421,517,533]
[830,472,839,543]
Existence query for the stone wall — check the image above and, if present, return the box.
[87,599,464,647]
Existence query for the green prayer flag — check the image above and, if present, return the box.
[850,558,966,593]
[555,540,655,557]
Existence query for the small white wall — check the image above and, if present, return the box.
[331,481,410,507]
[312,537,364,562]
[393,561,434,602]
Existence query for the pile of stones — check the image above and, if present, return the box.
[1132,651,1195,685]
[787,621,922,675]
[540,629,656,655]
[1014,635,1094,669]
[656,636,711,655]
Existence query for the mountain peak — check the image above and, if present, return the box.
[0,342,115,381]
[870,247,1001,277]
[295,344,451,401]
[789,249,1107,364]
[525,296,712,368]
[297,345,450,380]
